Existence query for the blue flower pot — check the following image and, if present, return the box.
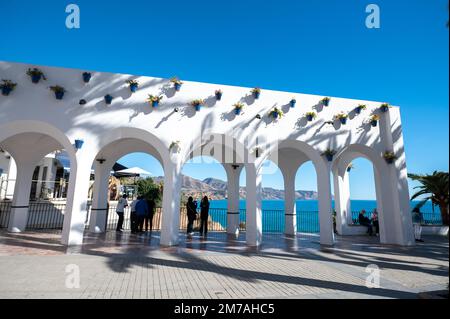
[326,154,333,162]
[74,140,84,149]
[385,158,394,164]
[1,87,12,96]
[322,99,330,106]
[82,72,91,83]
[152,101,159,108]
[105,95,113,104]
[174,83,182,91]
[215,92,222,101]
[307,115,314,121]
[381,105,389,112]
[271,111,279,119]
[290,100,296,108]
[235,108,241,115]
[355,107,362,114]
[253,92,260,99]
[130,84,138,93]
[31,74,41,84]
[339,117,347,125]
[55,91,65,100]
[195,104,201,111]
[371,120,378,127]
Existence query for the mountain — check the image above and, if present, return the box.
[152,176,318,200]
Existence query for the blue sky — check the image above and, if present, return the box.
[1,0,448,199]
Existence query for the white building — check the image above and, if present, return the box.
[0,61,415,247]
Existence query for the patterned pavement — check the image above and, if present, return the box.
[0,230,448,299]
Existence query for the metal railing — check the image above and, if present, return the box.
[351,210,443,226]
[0,201,11,228]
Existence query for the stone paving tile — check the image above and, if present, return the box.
[0,230,448,299]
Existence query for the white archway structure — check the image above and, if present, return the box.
[0,61,415,246]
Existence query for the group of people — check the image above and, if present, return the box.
[115,194,156,234]
[358,209,379,236]
[186,196,210,237]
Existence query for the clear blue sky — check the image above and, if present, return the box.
[1,0,448,199]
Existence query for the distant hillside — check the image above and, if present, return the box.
[152,176,318,200]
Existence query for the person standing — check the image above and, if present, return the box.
[145,197,156,233]
[130,196,139,234]
[135,196,149,233]
[186,196,197,236]
[116,194,128,232]
[412,207,424,242]
[371,208,379,236]
[358,210,373,235]
[199,196,210,237]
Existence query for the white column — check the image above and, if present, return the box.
[89,163,110,233]
[333,171,351,235]
[61,161,91,246]
[160,155,182,246]
[225,164,242,235]
[283,173,296,236]
[317,163,334,245]
[246,165,262,246]
[8,161,35,232]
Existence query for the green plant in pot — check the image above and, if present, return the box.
[27,68,47,83]
[190,99,205,111]
[380,103,391,112]
[369,114,380,127]
[383,151,397,164]
[0,80,17,96]
[321,97,330,106]
[126,79,139,93]
[215,89,223,101]
[233,102,244,115]
[290,97,297,108]
[321,148,336,162]
[305,111,317,122]
[170,77,183,91]
[334,112,348,124]
[269,107,283,119]
[147,94,163,107]
[355,104,366,114]
[49,85,66,100]
[251,87,261,99]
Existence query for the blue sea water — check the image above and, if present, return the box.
[204,199,441,233]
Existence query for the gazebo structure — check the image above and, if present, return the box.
[0,61,415,247]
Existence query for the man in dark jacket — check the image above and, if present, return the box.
[186,196,197,235]
[199,196,210,237]
[135,196,149,233]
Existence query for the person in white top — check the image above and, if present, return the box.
[116,194,128,231]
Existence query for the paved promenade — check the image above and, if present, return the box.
[0,230,448,299]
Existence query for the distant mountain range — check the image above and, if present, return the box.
[153,175,318,200]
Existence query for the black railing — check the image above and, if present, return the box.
[297,211,320,233]
[0,201,11,228]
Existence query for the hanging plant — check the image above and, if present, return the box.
[321,97,330,106]
[169,141,181,153]
[82,72,92,83]
[104,94,114,105]
[147,94,163,107]
[347,162,354,172]
[269,107,283,119]
[126,79,139,93]
[74,139,84,149]
[369,114,380,127]
[251,87,261,99]
[355,104,366,114]
[49,86,66,100]
[26,68,47,84]
[215,89,223,101]
[0,80,17,96]
[334,112,348,125]
[233,102,244,115]
[380,103,391,112]
[290,98,297,108]
[383,151,397,164]
[170,77,183,91]
[190,99,205,111]
[321,148,336,162]
[305,111,317,122]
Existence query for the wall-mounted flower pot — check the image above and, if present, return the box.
[215,91,223,101]
[234,108,242,115]
[339,117,347,125]
[355,107,362,114]
[104,95,113,105]
[1,87,12,96]
[174,83,182,91]
[290,100,296,108]
[271,111,279,119]
[82,72,91,83]
[381,106,389,112]
[31,74,42,84]
[130,83,138,93]
[306,115,314,121]
[152,101,159,108]
[253,91,260,99]
[55,91,65,100]
[195,104,201,111]
[322,98,330,107]
[371,120,378,127]
[74,139,84,149]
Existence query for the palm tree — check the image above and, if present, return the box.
[408,171,449,225]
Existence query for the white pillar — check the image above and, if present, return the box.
[283,172,296,236]
[89,163,110,233]
[246,165,262,246]
[317,163,334,245]
[160,155,182,246]
[333,171,352,235]
[225,164,242,235]
[8,161,35,232]
[61,161,91,246]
